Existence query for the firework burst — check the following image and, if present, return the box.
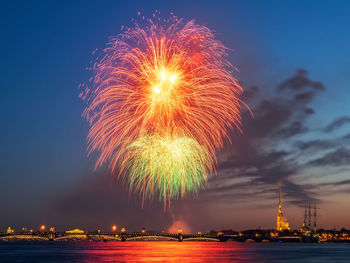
[121,134,213,205]
[82,15,243,205]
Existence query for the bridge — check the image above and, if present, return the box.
[0,231,231,242]
[0,231,300,242]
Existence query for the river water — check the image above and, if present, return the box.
[1,241,350,262]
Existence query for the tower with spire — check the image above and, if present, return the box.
[275,184,291,232]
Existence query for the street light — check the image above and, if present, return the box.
[121,227,126,233]
[40,225,46,231]
[112,225,117,232]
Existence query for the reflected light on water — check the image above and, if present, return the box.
[82,241,251,262]
[1,241,349,262]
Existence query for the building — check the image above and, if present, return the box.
[65,229,85,234]
[6,226,14,234]
[275,184,291,231]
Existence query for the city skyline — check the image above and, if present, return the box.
[1,0,350,232]
[1,185,322,233]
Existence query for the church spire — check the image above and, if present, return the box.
[278,183,282,211]
[276,183,291,232]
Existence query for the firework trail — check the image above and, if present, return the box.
[81,14,243,205]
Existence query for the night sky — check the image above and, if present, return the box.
[1,0,350,232]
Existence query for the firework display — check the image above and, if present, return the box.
[82,15,243,205]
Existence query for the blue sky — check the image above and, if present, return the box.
[1,0,350,231]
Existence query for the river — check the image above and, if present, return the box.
[1,241,350,262]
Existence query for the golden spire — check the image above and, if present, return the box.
[278,183,282,211]
[276,183,291,231]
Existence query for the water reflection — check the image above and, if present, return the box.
[82,241,251,262]
[2,241,349,262]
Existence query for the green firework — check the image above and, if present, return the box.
[120,134,214,204]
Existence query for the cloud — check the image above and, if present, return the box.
[307,147,350,167]
[343,133,350,140]
[295,139,334,151]
[199,69,328,207]
[294,134,350,155]
[294,91,315,104]
[277,121,307,139]
[277,69,324,92]
[320,179,350,187]
[324,116,350,133]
